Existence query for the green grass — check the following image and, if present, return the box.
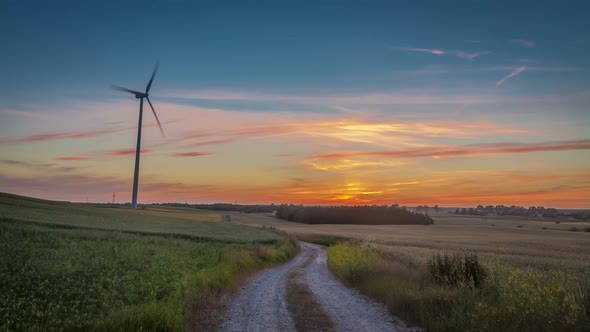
[0,192,281,243]
[326,240,590,332]
[0,193,296,331]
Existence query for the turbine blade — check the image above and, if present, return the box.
[111,85,143,95]
[145,62,159,93]
[146,97,165,137]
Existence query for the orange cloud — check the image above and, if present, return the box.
[307,139,590,161]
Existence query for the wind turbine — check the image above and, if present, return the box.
[112,63,164,209]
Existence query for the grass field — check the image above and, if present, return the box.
[0,193,280,243]
[0,193,295,331]
[229,210,590,331]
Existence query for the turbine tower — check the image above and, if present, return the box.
[112,63,164,208]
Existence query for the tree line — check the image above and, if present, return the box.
[452,204,590,220]
[275,204,434,225]
[158,203,276,213]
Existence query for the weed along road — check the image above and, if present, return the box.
[220,242,412,332]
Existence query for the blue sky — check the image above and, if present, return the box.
[1,1,589,207]
[2,1,589,97]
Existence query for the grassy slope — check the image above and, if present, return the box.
[0,193,294,331]
[0,192,280,242]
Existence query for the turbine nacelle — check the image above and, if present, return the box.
[111,86,148,99]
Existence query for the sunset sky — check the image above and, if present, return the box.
[1,1,589,208]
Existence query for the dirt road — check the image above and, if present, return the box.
[220,242,412,332]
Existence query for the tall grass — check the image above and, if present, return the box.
[327,241,379,283]
[326,240,590,331]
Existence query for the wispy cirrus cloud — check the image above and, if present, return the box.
[399,47,445,55]
[108,149,152,157]
[398,46,490,60]
[167,152,213,158]
[189,138,236,147]
[163,119,530,152]
[164,90,494,106]
[496,66,527,86]
[56,157,91,161]
[400,65,584,78]
[1,159,77,173]
[489,66,581,73]
[0,109,59,120]
[511,39,535,47]
[306,139,590,161]
[0,126,136,145]
[453,51,490,60]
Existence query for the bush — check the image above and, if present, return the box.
[427,252,486,288]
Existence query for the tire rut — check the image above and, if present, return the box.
[219,245,313,332]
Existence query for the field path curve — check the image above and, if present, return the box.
[220,242,412,332]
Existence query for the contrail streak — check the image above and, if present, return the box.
[496,66,527,86]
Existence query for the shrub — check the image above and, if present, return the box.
[427,251,486,288]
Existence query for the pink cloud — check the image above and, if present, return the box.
[0,126,135,145]
[108,149,152,156]
[189,138,236,147]
[167,152,213,158]
[56,157,90,161]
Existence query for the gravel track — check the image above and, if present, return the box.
[302,242,411,332]
[220,242,412,332]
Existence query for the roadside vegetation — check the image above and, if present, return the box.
[0,193,296,331]
[276,204,433,225]
[326,240,590,332]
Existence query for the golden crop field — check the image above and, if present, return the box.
[228,211,590,273]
